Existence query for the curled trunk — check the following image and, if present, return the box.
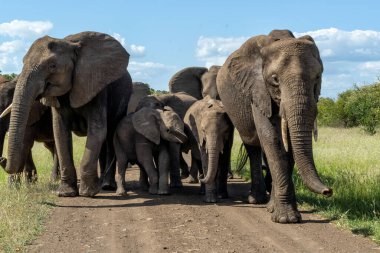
[200,149,219,184]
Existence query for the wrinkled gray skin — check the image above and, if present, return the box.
[217,29,332,223]
[184,96,234,202]
[114,107,187,195]
[169,66,221,100]
[136,92,197,188]
[0,78,59,182]
[4,32,132,197]
[127,82,151,115]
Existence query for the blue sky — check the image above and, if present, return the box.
[1,0,380,98]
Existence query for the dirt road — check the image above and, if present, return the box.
[28,167,379,253]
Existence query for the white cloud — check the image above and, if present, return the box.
[0,20,53,38]
[195,36,247,67]
[129,61,174,81]
[130,44,146,57]
[195,28,380,98]
[0,40,26,54]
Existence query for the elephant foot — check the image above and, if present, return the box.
[101,183,117,191]
[139,180,149,191]
[267,197,275,213]
[204,193,217,203]
[170,180,183,189]
[116,188,128,196]
[149,185,158,195]
[79,178,100,197]
[180,169,190,179]
[57,182,79,197]
[218,191,229,199]
[247,190,269,204]
[158,189,170,195]
[271,202,301,223]
[185,175,199,184]
[228,172,234,179]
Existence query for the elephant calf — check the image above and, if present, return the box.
[184,96,234,203]
[114,107,187,196]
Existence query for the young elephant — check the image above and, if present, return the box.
[114,107,187,196]
[184,96,234,202]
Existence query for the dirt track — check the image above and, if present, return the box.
[28,166,379,253]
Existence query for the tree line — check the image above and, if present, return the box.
[318,81,380,135]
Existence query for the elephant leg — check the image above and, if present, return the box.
[114,137,127,196]
[245,144,269,204]
[79,108,107,197]
[157,145,170,195]
[180,153,190,179]
[138,164,149,191]
[101,136,117,191]
[52,107,78,197]
[44,141,60,181]
[188,153,200,184]
[168,142,182,188]
[24,151,37,183]
[217,154,229,199]
[252,106,299,223]
[136,143,158,194]
[98,142,107,176]
[262,152,272,194]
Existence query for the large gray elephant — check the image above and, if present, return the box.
[0,77,59,181]
[216,29,332,223]
[168,66,221,100]
[136,92,197,187]
[2,32,132,197]
[114,106,187,195]
[184,96,234,202]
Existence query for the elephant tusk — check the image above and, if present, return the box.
[281,117,289,152]
[313,119,318,142]
[0,104,12,118]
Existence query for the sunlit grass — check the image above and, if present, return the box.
[0,135,85,252]
[232,127,380,243]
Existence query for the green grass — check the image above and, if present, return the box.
[232,127,380,243]
[0,135,85,253]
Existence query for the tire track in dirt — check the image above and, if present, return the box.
[28,167,380,253]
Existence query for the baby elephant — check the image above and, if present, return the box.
[114,106,187,196]
[184,96,234,202]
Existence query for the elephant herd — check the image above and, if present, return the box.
[0,29,332,223]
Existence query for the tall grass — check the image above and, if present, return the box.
[0,135,85,252]
[232,127,380,243]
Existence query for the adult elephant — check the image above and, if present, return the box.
[169,66,221,100]
[216,29,332,223]
[0,77,59,181]
[2,32,132,197]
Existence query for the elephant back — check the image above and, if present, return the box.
[168,67,208,100]
[128,82,151,114]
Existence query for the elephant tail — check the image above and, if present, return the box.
[100,155,116,183]
[235,144,248,175]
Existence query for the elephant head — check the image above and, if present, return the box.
[127,82,151,115]
[132,107,187,145]
[227,30,331,196]
[3,32,129,174]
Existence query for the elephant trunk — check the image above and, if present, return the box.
[5,72,39,174]
[286,96,332,197]
[200,135,220,184]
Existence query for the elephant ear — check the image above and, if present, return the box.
[132,107,161,145]
[227,36,273,118]
[168,67,208,100]
[27,102,49,126]
[65,32,130,108]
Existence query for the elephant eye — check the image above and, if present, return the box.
[271,74,279,85]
